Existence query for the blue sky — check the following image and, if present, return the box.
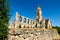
[9,0,60,26]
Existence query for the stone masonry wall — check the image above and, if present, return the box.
[8,28,60,40]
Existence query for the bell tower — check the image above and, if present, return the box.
[36,6,42,23]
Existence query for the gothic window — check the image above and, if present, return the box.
[20,16,22,22]
[28,19,29,23]
[24,18,26,23]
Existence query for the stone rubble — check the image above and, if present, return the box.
[8,29,60,40]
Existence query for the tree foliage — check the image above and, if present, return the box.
[52,26,60,34]
[0,0,10,40]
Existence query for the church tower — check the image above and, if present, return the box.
[36,6,42,23]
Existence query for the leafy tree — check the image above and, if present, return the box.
[0,0,10,40]
[52,26,60,34]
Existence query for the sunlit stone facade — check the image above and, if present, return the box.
[9,6,52,29]
[8,6,60,40]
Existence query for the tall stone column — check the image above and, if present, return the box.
[32,21,36,28]
[25,18,28,28]
[47,19,52,29]
[21,16,24,23]
[26,18,28,23]
[29,19,31,28]
[42,19,45,29]
[29,19,31,24]
[15,11,20,28]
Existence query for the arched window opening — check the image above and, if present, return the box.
[20,16,22,22]
[24,18,26,23]
[28,19,29,23]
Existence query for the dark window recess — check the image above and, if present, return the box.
[24,18,26,23]
[20,16,22,22]
[45,25,47,29]
[24,26,25,28]
[28,19,29,23]
[19,25,21,28]
[27,26,29,28]
[35,24,37,28]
